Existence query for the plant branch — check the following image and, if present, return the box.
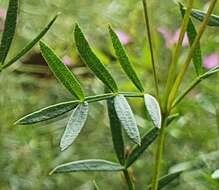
[151,122,166,190]
[164,0,194,112]
[167,0,218,112]
[123,169,135,190]
[142,0,159,98]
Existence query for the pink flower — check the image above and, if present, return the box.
[203,53,219,69]
[115,30,130,45]
[0,8,6,32]
[158,27,188,48]
[62,55,72,66]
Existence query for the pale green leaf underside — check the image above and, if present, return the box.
[50,159,124,174]
[109,26,144,92]
[60,102,89,151]
[15,100,80,125]
[40,41,84,100]
[126,127,158,167]
[114,94,141,145]
[0,0,18,64]
[107,98,125,165]
[180,4,203,76]
[144,94,162,129]
[3,13,59,69]
[74,24,118,93]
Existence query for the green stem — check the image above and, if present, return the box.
[142,0,159,98]
[164,0,194,112]
[167,0,218,112]
[123,170,135,190]
[172,76,201,108]
[151,122,166,190]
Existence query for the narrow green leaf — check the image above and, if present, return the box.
[126,127,158,167]
[114,95,141,145]
[60,102,88,151]
[50,159,124,174]
[180,4,203,76]
[0,0,18,64]
[2,13,59,69]
[166,113,180,126]
[15,100,80,125]
[107,98,125,165]
[191,9,219,27]
[147,171,182,190]
[201,66,219,79]
[109,26,144,92]
[74,24,118,93]
[40,41,84,100]
[144,94,162,129]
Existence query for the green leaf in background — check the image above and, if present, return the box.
[212,169,219,179]
[144,94,162,129]
[40,41,84,100]
[109,26,144,92]
[147,171,182,190]
[191,9,219,27]
[60,102,89,151]
[0,0,18,64]
[50,159,124,174]
[180,3,203,76]
[15,100,80,125]
[74,24,118,93]
[107,98,125,165]
[2,13,59,69]
[114,94,141,145]
[126,127,158,167]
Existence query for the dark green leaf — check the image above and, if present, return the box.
[126,127,158,167]
[3,13,59,69]
[147,171,182,190]
[0,0,18,64]
[144,94,162,129]
[114,95,141,145]
[107,98,125,165]
[74,24,118,93]
[180,4,203,76]
[40,41,84,100]
[60,102,88,151]
[15,100,80,125]
[50,159,124,174]
[109,26,144,92]
[191,9,219,27]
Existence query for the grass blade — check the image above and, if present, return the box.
[60,102,88,151]
[114,94,141,145]
[40,41,84,100]
[74,24,118,93]
[191,9,219,27]
[109,26,144,92]
[147,171,182,190]
[126,127,158,167]
[180,3,203,76]
[2,13,59,69]
[107,98,125,165]
[15,100,80,125]
[50,159,124,174]
[0,0,18,64]
[144,94,162,129]
[93,180,100,190]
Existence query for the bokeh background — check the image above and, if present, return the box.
[0,0,219,189]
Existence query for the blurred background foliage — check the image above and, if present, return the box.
[0,0,219,189]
